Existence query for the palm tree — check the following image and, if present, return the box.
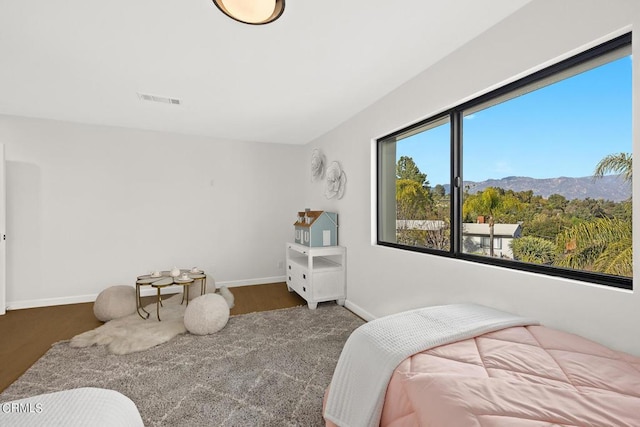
[593,152,632,182]
[555,218,632,276]
[463,187,522,257]
[554,153,632,277]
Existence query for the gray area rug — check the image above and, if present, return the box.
[1,303,363,426]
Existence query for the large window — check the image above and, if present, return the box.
[377,34,632,289]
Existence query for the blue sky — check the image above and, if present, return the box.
[397,55,632,187]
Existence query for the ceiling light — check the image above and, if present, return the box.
[212,0,284,25]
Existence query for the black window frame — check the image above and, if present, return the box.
[376,33,632,290]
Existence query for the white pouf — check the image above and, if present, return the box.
[93,285,137,322]
[184,293,230,335]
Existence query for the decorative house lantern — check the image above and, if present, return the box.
[294,210,338,247]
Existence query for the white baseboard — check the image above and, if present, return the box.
[344,300,375,322]
[215,276,286,288]
[4,276,288,311]
[6,294,98,311]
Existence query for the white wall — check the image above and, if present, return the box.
[0,115,305,308]
[304,0,640,355]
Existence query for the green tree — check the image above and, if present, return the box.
[433,184,446,198]
[396,179,429,220]
[397,156,429,187]
[396,179,430,245]
[512,236,556,264]
[555,218,632,276]
[554,152,632,277]
[514,189,534,204]
[547,194,568,212]
[565,198,614,220]
[523,213,573,241]
[463,187,523,257]
[611,200,632,222]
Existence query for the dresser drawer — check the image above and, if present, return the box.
[287,262,309,296]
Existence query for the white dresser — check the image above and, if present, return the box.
[285,242,346,309]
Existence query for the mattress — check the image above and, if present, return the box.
[0,387,144,426]
[380,325,640,426]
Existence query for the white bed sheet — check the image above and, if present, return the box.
[0,387,144,427]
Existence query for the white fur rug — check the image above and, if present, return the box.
[71,288,234,355]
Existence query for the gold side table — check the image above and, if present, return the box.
[135,275,167,319]
[188,272,207,296]
[151,277,181,321]
[174,276,195,306]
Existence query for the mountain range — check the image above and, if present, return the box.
[442,175,631,202]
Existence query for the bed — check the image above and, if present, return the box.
[323,304,640,427]
[0,387,144,426]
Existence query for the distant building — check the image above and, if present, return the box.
[395,220,448,249]
[462,223,522,259]
[396,220,521,257]
[396,220,446,231]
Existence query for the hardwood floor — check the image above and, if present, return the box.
[0,282,306,393]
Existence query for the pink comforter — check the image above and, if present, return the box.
[382,325,640,426]
[328,325,640,426]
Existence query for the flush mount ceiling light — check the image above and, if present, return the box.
[213,0,285,25]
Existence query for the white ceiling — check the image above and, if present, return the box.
[0,0,531,144]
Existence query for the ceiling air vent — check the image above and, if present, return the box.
[137,92,181,105]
